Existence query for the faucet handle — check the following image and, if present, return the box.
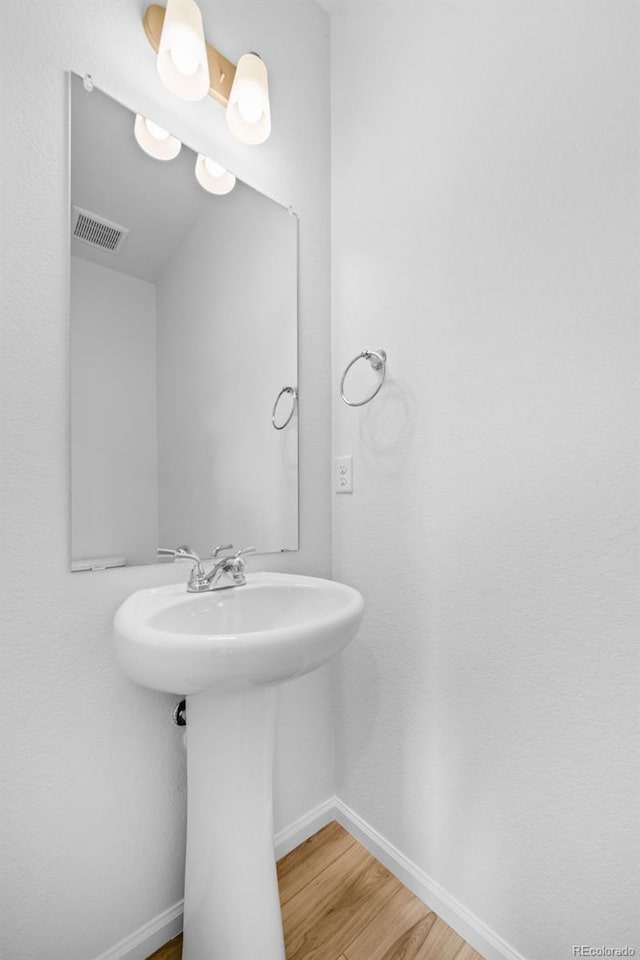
[211,543,234,559]
[158,546,205,575]
[221,546,255,584]
[158,545,201,563]
[233,546,256,559]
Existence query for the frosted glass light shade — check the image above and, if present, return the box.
[157,0,210,101]
[226,53,271,145]
[134,114,182,160]
[195,154,236,195]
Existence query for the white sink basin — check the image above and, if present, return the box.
[114,571,364,694]
[112,571,364,960]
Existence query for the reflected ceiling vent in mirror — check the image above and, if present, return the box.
[143,3,271,144]
[71,206,130,254]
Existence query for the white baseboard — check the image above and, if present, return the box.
[333,797,526,960]
[94,899,183,960]
[96,795,525,960]
[274,794,337,859]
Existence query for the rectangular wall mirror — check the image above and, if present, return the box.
[69,74,299,571]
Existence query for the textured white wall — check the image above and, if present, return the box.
[330,2,639,958]
[0,1,331,958]
[70,256,159,566]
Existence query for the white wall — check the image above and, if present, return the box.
[330,2,639,959]
[0,1,331,958]
[156,186,298,555]
[71,256,159,566]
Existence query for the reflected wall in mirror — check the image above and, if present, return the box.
[69,74,298,571]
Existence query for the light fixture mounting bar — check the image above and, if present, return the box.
[142,4,236,107]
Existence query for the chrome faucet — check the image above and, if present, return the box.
[158,544,255,593]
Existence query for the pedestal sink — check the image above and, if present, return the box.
[113,572,364,960]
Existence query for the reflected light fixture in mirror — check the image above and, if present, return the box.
[133,113,235,196]
[143,3,272,144]
[195,155,236,194]
[157,0,210,101]
[134,114,182,160]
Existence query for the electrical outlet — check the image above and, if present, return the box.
[335,455,353,493]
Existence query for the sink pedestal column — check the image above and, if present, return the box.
[182,685,285,960]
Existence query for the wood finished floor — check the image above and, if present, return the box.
[147,822,485,960]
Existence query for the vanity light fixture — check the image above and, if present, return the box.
[156,0,210,101]
[195,154,236,195]
[134,114,182,160]
[226,53,271,145]
[143,3,272,144]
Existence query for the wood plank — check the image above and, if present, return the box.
[454,942,485,960]
[277,821,356,906]
[342,885,437,960]
[342,879,485,960]
[146,934,182,960]
[412,915,483,960]
[282,842,404,960]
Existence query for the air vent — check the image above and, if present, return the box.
[71,206,129,253]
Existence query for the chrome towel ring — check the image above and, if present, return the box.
[272,386,297,430]
[340,349,387,407]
